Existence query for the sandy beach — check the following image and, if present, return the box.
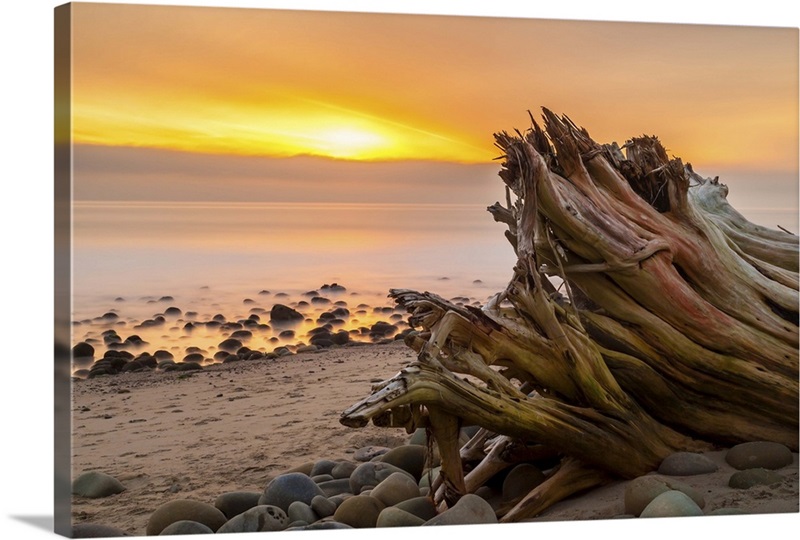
[70,340,798,535]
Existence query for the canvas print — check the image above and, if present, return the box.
[54,2,799,537]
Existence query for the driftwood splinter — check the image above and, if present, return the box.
[340,108,799,522]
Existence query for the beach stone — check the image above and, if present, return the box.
[658,452,718,476]
[393,496,438,521]
[725,441,794,470]
[73,342,95,359]
[624,476,704,516]
[312,474,334,483]
[502,463,545,501]
[146,499,228,535]
[332,330,350,345]
[176,361,202,371]
[299,521,353,530]
[263,472,325,512]
[376,507,426,527]
[380,445,427,480]
[419,466,441,489]
[331,461,358,479]
[159,520,214,535]
[310,495,337,518]
[370,472,421,506]
[270,304,304,322]
[349,461,415,494]
[216,505,289,533]
[310,459,339,477]
[640,490,704,518]
[317,478,353,497]
[72,523,130,537]
[354,446,391,462]
[218,338,242,352]
[284,461,315,475]
[408,428,428,446]
[728,468,783,489]
[72,471,126,498]
[214,491,262,519]
[422,494,498,526]
[333,495,386,528]
[288,501,318,524]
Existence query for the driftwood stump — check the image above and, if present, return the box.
[341,109,798,521]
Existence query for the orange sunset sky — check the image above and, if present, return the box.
[66,2,798,206]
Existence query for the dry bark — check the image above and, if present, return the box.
[341,109,798,521]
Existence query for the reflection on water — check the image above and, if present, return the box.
[71,200,796,376]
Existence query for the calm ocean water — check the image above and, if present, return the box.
[70,200,796,370]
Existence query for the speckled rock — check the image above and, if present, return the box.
[146,499,228,535]
[72,524,130,537]
[639,491,704,518]
[658,452,718,476]
[262,473,325,512]
[72,471,126,498]
[349,461,415,495]
[214,491,262,519]
[380,445,427,481]
[159,520,215,535]
[333,495,386,528]
[725,442,794,471]
[376,507,426,527]
[370,472,421,506]
[422,494,498,526]
[502,464,545,501]
[728,468,783,489]
[216,505,289,533]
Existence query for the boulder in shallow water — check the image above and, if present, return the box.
[270,304,304,322]
[72,342,95,359]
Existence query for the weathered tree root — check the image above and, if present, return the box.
[341,108,798,521]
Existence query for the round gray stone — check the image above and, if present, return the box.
[331,461,358,479]
[370,471,421,506]
[310,495,337,518]
[422,494,498,526]
[216,505,289,533]
[380,445,427,481]
[394,496,438,521]
[376,507,426,527]
[349,461,415,495]
[728,468,783,489]
[146,499,228,535]
[310,459,339,477]
[333,495,386,528]
[316,478,353,497]
[502,463,545,501]
[639,490,704,518]
[159,520,214,535]
[354,446,391,462]
[72,471,126,498]
[657,452,718,476]
[287,501,318,524]
[214,491,262,519]
[262,472,325,512]
[725,442,794,471]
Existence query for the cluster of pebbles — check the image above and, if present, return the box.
[71,283,427,380]
[71,430,796,536]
